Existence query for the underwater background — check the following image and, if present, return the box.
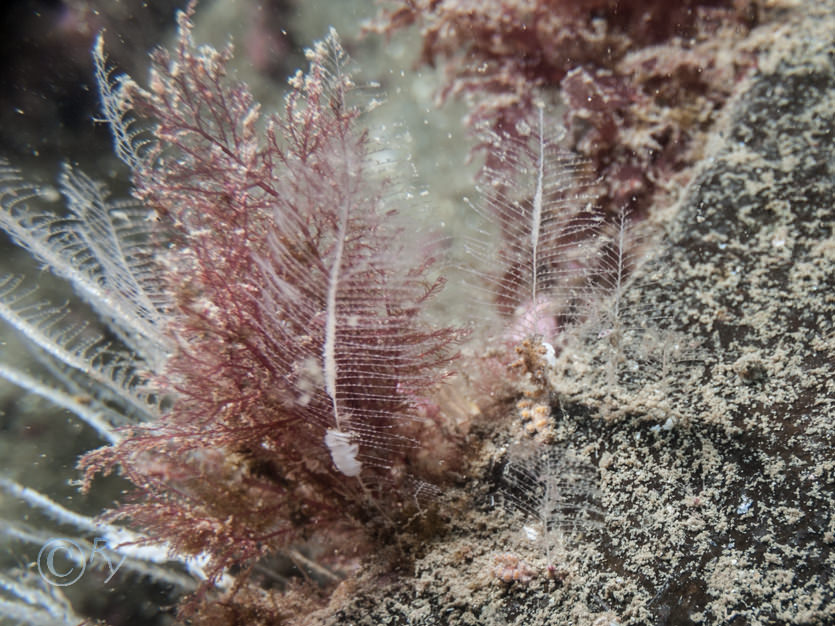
[1,1,833,624]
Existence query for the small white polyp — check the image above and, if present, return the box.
[542,341,557,368]
[523,525,539,542]
[324,429,362,476]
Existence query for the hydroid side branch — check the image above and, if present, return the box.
[469,107,600,343]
